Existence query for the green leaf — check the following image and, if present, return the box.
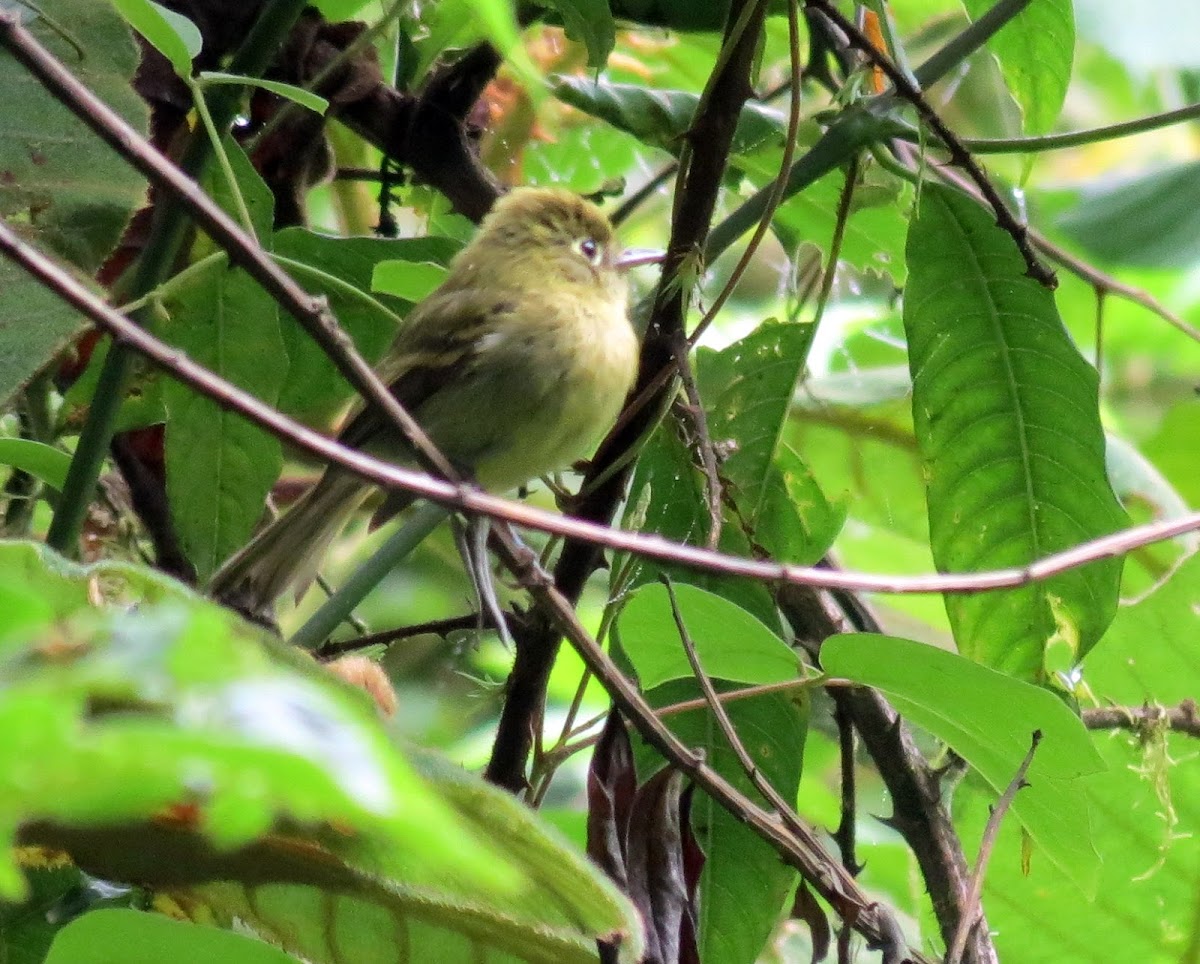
[952,557,1200,960]
[46,909,294,964]
[199,72,329,116]
[1056,161,1200,269]
[199,137,275,242]
[0,541,644,956]
[615,582,801,690]
[962,0,1074,135]
[371,260,449,303]
[536,0,616,68]
[109,0,200,78]
[0,438,71,491]
[822,633,1105,888]
[755,443,846,565]
[903,183,1127,680]
[637,684,805,964]
[695,320,812,521]
[0,541,509,903]
[272,230,463,426]
[771,169,912,283]
[0,0,149,404]
[186,751,645,963]
[160,257,286,580]
[553,77,786,156]
[618,403,780,630]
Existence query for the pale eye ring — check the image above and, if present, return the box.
[577,237,602,265]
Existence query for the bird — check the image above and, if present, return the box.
[209,186,643,619]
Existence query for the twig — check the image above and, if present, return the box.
[918,162,1200,346]
[3,226,1197,601]
[662,576,796,809]
[833,700,861,876]
[1083,701,1200,739]
[489,536,926,961]
[315,611,492,659]
[946,730,1042,964]
[670,349,725,550]
[483,0,774,795]
[0,7,462,492]
[611,162,678,226]
[811,155,860,328]
[782,582,998,964]
[904,101,1200,155]
[687,0,805,348]
[804,0,1055,287]
[657,576,909,955]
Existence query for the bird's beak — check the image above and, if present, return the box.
[615,248,665,271]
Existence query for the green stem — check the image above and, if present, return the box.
[190,77,257,237]
[272,253,405,328]
[935,101,1200,154]
[45,0,310,555]
[290,501,449,650]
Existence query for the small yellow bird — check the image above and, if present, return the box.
[210,187,642,616]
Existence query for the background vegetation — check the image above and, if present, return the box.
[1,0,1198,961]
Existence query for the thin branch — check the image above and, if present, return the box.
[670,353,725,550]
[811,155,860,328]
[315,611,491,659]
[657,576,917,958]
[488,537,926,961]
[903,101,1200,155]
[946,730,1042,964]
[1084,701,1200,739]
[782,581,997,964]
[1034,234,1200,345]
[833,700,861,876]
[484,0,774,795]
[803,0,1056,287]
[687,0,806,348]
[0,8,463,494]
[3,225,1199,602]
[611,162,678,227]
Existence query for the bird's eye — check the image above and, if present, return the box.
[576,237,603,265]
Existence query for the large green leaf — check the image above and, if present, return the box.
[952,555,1200,961]
[695,321,810,519]
[902,183,1127,680]
[615,582,801,690]
[822,633,1105,888]
[0,541,644,961]
[46,909,294,964]
[190,747,644,963]
[158,140,285,579]
[160,256,286,580]
[0,0,149,404]
[635,685,805,964]
[0,541,496,898]
[962,0,1074,136]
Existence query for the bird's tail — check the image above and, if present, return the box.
[208,471,369,620]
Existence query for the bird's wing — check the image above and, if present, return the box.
[340,287,518,452]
